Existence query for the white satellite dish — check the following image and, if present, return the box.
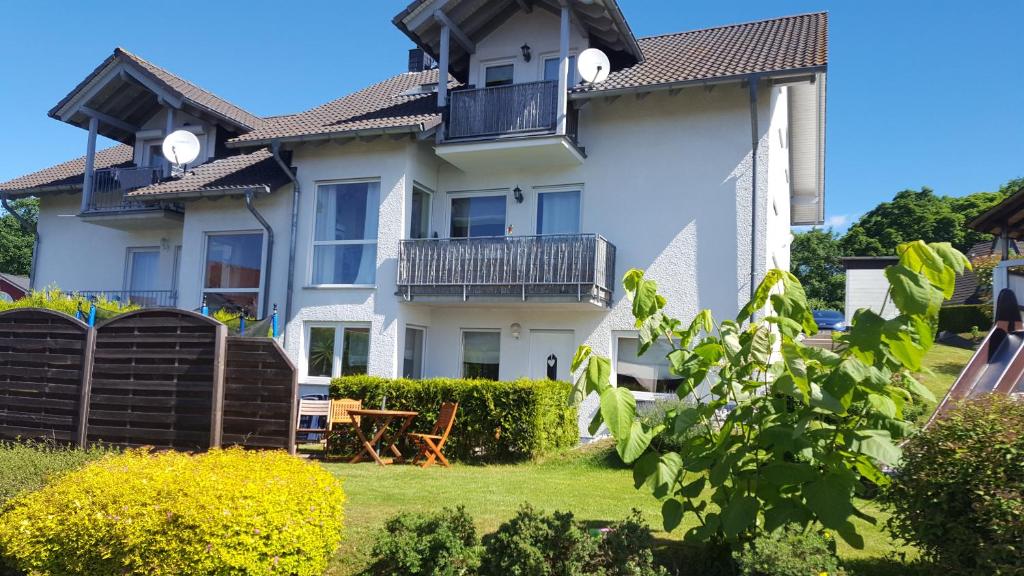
[577,48,610,84]
[161,130,201,167]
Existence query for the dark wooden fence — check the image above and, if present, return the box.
[0,308,296,453]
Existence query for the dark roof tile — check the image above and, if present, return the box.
[0,145,134,195]
[125,149,289,198]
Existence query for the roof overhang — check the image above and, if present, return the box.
[393,0,643,82]
[126,184,273,201]
[969,186,1024,238]
[225,124,427,149]
[787,72,827,226]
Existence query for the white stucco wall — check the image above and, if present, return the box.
[467,9,589,87]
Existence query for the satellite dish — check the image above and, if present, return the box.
[161,130,201,167]
[577,48,610,84]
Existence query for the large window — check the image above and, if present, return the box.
[305,323,370,383]
[616,336,681,395]
[462,330,500,380]
[125,248,160,293]
[203,232,263,312]
[536,190,581,235]
[450,193,506,238]
[312,181,380,285]
[403,326,426,379]
[484,63,514,87]
[410,186,431,239]
[544,56,578,86]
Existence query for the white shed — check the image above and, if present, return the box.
[843,257,899,323]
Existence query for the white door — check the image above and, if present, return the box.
[529,330,575,382]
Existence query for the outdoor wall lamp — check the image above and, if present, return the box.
[511,322,522,339]
[513,185,524,203]
[521,43,532,62]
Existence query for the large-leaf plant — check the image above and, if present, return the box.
[570,241,969,548]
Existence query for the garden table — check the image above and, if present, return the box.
[347,408,419,466]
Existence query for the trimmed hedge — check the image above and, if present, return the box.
[0,448,345,576]
[0,440,110,508]
[330,376,578,462]
[938,304,992,333]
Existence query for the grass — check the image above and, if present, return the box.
[914,343,976,401]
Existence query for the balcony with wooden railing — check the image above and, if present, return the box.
[397,234,615,307]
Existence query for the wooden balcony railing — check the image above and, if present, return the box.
[397,234,615,306]
[83,167,182,213]
[447,81,558,140]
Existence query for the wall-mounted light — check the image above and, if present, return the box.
[513,186,524,203]
[521,43,532,62]
[511,322,522,339]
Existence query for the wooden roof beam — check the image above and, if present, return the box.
[434,9,475,54]
[80,106,139,134]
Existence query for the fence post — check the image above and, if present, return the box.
[209,323,227,448]
[76,327,96,448]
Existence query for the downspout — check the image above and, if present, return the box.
[748,75,761,304]
[244,190,273,319]
[270,141,300,341]
[1,194,38,291]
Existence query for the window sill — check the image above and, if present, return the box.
[302,284,377,290]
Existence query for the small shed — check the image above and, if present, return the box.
[0,274,28,302]
[842,256,899,323]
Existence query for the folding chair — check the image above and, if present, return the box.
[409,402,458,468]
[324,398,362,458]
[296,398,330,447]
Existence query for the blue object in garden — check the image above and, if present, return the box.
[812,309,847,332]
[239,314,246,335]
[75,303,83,321]
[201,295,209,317]
[271,304,279,338]
[87,304,96,327]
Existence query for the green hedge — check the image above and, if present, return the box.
[330,376,578,462]
[938,304,992,333]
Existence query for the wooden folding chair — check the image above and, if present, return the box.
[324,398,362,448]
[409,402,458,468]
[296,399,330,447]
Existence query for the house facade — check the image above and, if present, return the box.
[0,2,827,438]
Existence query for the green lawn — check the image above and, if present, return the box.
[323,343,974,575]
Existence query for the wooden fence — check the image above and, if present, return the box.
[0,308,296,453]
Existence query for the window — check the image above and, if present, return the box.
[410,186,431,239]
[403,326,426,379]
[484,64,514,87]
[462,330,500,380]
[125,248,160,295]
[312,180,380,285]
[203,232,263,312]
[305,323,370,382]
[450,194,506,238]
[544,56,578,86]
[616,336,681,394]
[536,190,581,235]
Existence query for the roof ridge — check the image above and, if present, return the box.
[638,11,827,42]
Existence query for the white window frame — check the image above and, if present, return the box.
[482,60,515,87]
[541,53,579,86]
[447,189,509,238]
[460,328,502,379]
[308,178,381,288]
[201,230,266,313]
[302,322,372,384]
[410,183,433,240]
[123,247,161,292]
[403,324,428,379]
[611,330,677,402]
[533,184,584,235]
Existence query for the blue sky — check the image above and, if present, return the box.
[2,0,1022,231]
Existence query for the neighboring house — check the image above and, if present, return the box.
[842,257,898,323]
[0,274,29,301]
[0,3,827,438]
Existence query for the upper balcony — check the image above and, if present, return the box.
[397,233,615,308]
[79,167,184,230]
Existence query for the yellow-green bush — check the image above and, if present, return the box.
[0,286,139,321]
[0,448,345,576]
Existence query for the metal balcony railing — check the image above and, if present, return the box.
[447,81,558,140]
[84,167,181,213]
[75,290,178,308]
[397,234,616,306]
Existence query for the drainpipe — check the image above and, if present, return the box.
[1,194,39,291]
[748,75,761,305]
[270,141,300,341]
[244,190,273,319]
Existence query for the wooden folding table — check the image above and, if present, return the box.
[346,408,419,466]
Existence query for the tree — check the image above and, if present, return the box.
[0,197,37,276]
[790,228,844,310]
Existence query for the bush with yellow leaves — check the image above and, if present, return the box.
[0,447,345,576]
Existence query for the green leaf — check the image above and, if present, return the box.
[929,241,971,274]
[836,520,865,549]
[587,409,604,437]
[885,264,942,316]
[625,269,662,321]
[570,345,591,373]
[600,386,636,440]
[903,375,936,402]
[586,355,612,395]
[617,421,661,463]
[851,429,902,467]
[673,406,701,435]
[738,269,784,322]
[749,326,772,365]
[845,309,885,364]
[898,240,956,298]
[761,462,819,486]
[678,476,706,499]
[721,494,758,537]
[867,393,897,418]
[662,498,684,532]
[633,451,659,490]
[804,475,854,528]
[649,452,683,498]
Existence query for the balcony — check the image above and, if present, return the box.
[75,290,178,308]
[79,167,184,230]
[397,234,615,308]
[437,82,584,172]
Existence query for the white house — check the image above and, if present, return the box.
[0,1,827,439]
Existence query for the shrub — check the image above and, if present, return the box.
[636,398,697,454]
[732,525,845,576]
[0,447,345,576]
[0,286,139,321]
[0,440,109,508]
[884,395,1024,575]
[938,304,992,334]
[479,505,666,576]
[370,506,481,576]
[331,376,578,462]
